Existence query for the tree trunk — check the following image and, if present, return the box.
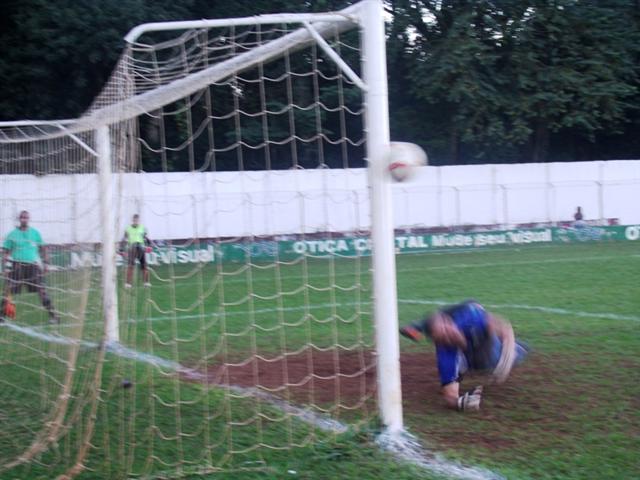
[449,123,460,164]
[531,120,550,163]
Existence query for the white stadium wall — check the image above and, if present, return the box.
[1,160,639,244]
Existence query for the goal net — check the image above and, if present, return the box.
[0,1,404,478]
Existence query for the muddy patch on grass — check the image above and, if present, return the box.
[183,348,637,455]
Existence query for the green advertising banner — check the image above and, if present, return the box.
[49,225,640,269]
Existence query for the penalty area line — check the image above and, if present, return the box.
[399,299,640,322]
[2,321,503,480]
[37,297,640,336]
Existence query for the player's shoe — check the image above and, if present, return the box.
[125,283,132,289]
[49,312,60,324]
[399,325,424,343]
[144,282,151,288]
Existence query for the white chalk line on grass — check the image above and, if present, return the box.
[2,321,500,480]
[2,322,184,371]
[38,301,370,331]
[38,294,640,334]
[40,251,637,331]
[398,299,640,323]
[377,431,503,480]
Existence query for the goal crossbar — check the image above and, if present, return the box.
[124,11,360,44]
[0,4,364,144]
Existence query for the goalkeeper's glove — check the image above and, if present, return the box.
[4,295,16,319]
[457,385,483,412]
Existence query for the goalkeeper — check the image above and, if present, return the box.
[121,214,152,288]
[400,300,528,412]
[1,211,58,323]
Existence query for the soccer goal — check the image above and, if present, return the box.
[0,1,405,477]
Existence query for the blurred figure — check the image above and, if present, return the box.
[573,206,586,228]
[1,211,58,323]
[400,300,528,412]
[121,214,152,288]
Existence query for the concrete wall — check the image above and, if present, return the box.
[1,160,638,243]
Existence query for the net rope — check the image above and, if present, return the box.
[0,16,375,479]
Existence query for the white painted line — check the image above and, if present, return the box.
[378,431,503,480]
[38,301,369,331]
[485,303,640,322]
[3,320,501,479]
[38,293,640,334]
[398,299,640,322]
[3,322,90,346]
[1,321,342,432]
[1,322,190,372]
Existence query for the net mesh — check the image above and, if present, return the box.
[0,15,380,479]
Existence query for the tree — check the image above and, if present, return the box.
[0,0,203,120]
[1,0,638,166]
[505,1,639,162]
[389,0,639,163]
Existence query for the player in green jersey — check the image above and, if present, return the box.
[1,211,58,323]
[121,214,152,288]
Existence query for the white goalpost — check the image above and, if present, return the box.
[0,1,408,477]
[359,0,403,434]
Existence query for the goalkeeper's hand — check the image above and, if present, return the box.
[145,246,152,253]
[457,385,483,412]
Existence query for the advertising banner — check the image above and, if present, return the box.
[49,225,639,269]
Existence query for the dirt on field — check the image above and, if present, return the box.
[186,348,640,456]
[187,347,557,417]
[191,349,378,409]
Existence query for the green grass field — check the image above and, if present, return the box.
[1,241,638,479]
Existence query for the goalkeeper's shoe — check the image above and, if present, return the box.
[49,312,60,325]
[4,301,16,320]
[399,325,424,343]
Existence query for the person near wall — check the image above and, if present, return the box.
[1,210,59,323]
[121,214,152,288]
[573,206,586,228]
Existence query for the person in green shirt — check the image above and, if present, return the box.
[121,214,152,288]
[1,210,58,323]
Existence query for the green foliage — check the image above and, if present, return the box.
[0,0,198,119]
[392,0,640,163]
[0,0,638,164]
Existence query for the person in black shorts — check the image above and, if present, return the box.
[1,211,58,323]
[121,214,152,288]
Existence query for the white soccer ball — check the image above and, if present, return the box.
[387,142,428,182]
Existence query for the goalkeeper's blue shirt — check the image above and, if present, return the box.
[435,301,497,385]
